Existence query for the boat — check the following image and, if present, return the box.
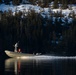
[5,43,35,58]
[5,50,35,58]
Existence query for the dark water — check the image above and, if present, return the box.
[1,57,76,75]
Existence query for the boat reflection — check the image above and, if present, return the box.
[5,57,55,75]
[5,58,35,75]
[5,57,76,75]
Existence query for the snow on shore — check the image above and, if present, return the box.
[0,3,76,15]
[0,3,76,23]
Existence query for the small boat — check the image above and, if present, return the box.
[5,43,34,58]
[5,50,35,58]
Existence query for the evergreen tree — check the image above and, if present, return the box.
[61,0,68,9]
[53,0,58,8]
[12,0,20,5]
[4,0,10,4]
[0,0,2,3]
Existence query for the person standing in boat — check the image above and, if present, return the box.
[14,42,21,53]
[14,43,18,52]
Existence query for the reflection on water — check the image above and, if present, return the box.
[5,57,76,75]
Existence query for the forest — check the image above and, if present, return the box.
[0,8,76,56]
[0,0,76,56]
[0,0,76,7]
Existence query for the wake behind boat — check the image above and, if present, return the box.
[5,43,35,58]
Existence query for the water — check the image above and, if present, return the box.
[1,56,76,75]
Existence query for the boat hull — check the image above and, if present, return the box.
[5,50,34,58]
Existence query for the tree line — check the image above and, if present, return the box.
[0,9,76,55]
[0,0,76,8]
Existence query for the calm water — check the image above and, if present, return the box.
[1,56,76,75]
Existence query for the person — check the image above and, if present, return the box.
[18,48,21,53]
[14,43,18,52]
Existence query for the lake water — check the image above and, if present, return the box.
[1,56,76,75]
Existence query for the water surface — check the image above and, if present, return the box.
[1,56,76,75]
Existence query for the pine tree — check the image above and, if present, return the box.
[12,0,20,5]
[4,0,10,4]
[53,0,58,8]
[0,0,2,3]
[61,0,68,9]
